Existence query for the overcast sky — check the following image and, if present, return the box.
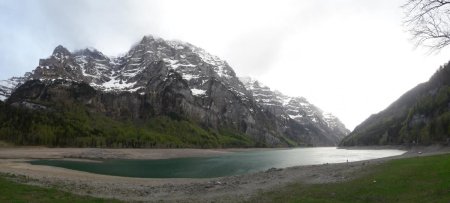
[1,0,450,130]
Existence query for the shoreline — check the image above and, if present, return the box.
[0,147,279,160]
[0,146,449,202]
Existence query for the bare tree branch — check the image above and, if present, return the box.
[403,0,450,51]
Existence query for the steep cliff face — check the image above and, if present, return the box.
[340,63,450,146]
[1,35,348,147]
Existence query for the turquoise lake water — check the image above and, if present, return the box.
[30,147,405,178]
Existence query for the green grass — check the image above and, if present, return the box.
[251,154,450,203]
[0,175,121,203]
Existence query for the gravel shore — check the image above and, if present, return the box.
[0,146,448,202]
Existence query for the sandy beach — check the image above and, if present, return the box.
[0,146,449,202]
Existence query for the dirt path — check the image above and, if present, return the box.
[0,146,448,202]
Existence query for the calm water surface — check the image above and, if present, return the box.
[30,147,405,178]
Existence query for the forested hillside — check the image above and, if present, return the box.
[0,100,255,148]
[341,63,450,146]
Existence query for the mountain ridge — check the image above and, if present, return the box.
[0,35,349,147]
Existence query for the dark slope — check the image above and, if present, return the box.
[341,63,450,146]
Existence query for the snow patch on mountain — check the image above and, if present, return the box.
[191,88,206,96]
[167,40,233,79]
[182,74,200,81]
[100,76,137,92]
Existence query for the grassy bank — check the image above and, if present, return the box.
[251,153,450,203]
[0,174,120,203]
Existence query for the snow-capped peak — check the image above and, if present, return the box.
[0,35,250,102]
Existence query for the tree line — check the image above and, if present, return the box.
[0,101,255,148]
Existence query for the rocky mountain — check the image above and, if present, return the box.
[0,76,26,101]
[0,35,348,147]
[340,63,450,146]
[240,77,349,144]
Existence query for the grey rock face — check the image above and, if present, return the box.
[3,35,349,146]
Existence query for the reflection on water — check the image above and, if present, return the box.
[30,147,405,178]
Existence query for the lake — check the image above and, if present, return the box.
[30,147,405,178]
